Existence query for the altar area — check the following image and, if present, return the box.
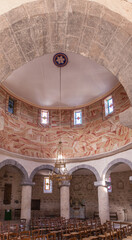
[70,202,86,219]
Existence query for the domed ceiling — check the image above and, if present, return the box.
[2,52,119,108]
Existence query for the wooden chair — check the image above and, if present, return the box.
[62,232,71,240]
[20,237,31,240]
[8,232,19,240]
[82,237,99,240]
[9,225,19,233]
[98,230,112,240]
[33,235,45,240]
[69,237,77,240]
[20,230,30,239]
[46,232,56,240]
[32,229,40,237]
[0,234,6,240]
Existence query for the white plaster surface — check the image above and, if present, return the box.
[98,185,110,224]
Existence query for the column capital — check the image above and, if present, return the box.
[59,180,70,188]
[94,180,107,187]
[21,180,35,186]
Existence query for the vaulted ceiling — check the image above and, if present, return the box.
[0,0,132,107]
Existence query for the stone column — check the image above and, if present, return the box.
[21,182,34,224]
[59,180,70,219]
[94,181,110,224]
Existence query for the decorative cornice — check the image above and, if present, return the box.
[1,83,121,110]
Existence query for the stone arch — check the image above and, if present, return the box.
[0,2,132,103]
[102,158,132,179]
[69,164,101,181]
[0,159,28,181]
[29,164,59,182]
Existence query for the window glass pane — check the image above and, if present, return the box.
[8,98,14,114]
[108,98,113,106]
[74,110,82,125]
[41,110,49,124]
[45,177,50,190]
[105,101,108,116]
[44,177,52,193]
[108,98,113,114]
[108,177,112,193]
[104,96,113,116]
[109,105,113,113]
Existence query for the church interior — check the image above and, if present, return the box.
[0,0,132,239]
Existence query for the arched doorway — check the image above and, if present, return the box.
[70,168,98,219]
[104,161,132,221]
[31,167,60,218]
[0,165,24,220]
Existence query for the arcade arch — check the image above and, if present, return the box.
[70,168,98,219]
[31,168,60,218]
[0,159,28,182]
[103,159,132,221]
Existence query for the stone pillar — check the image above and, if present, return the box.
[59,180,70,219]
[94,181,110,224]
[21,182,33,224]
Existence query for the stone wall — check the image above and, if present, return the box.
[32,174,60,218]
[70,169,132,221]
[0,167,60,220]
[0,165,132,221]
[70,171,98,218]
[110,170,132,221]
[0,85,131,159]
[0,166,22,220]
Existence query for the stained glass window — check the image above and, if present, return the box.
[74,110,82,125]
[43,177,52,193]
[104,96,114,116]
[41,110,49,125]
[8,98,14,114]
[107,177,112,193]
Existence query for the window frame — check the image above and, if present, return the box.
[74,109,82,125]
[8,97,15,114]
[104,95,114,117]
[40,110,49,125]
[43,176,52,193]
